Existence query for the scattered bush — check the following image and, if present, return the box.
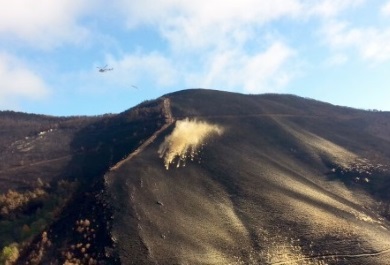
[0,189,46,217]
[0,243,19,264]
[0,180,79,252]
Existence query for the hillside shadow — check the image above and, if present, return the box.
[17,98,168,263]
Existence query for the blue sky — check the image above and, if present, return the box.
[1,0,389,116]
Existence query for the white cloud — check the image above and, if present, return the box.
[111,0,376,93]
[0,0,90,48]
[307,0,366,17]
[91,41,296,95]
[110,0,303,93]
[186,42,296,93]
[120,0,302,28]
[117,0,302,51]
[323,20,390,63]
[0,53,50,109]
[381,1,390,16]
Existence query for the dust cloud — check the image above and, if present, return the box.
[158,118,224,169]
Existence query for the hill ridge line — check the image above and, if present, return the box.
[174,113,326,120]
[109,98,174,171]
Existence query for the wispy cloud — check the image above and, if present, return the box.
[0,0,90,49]
[97,41,296,94]
[107,52,179,88]
[186,42,296,93]
[381,1,390,16]
[322,20,390,63]
[117,0,302,51]
[0,53,50,109]
[307,0,366,17]
[109,0,381,94]
[119,0,302,28]
[111,0,303,92]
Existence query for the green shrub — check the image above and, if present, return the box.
[0,244,19,264]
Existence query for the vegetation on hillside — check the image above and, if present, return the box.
[0,179,78,262]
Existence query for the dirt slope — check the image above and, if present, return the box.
[106,89,390,265]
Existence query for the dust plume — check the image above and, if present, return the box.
[158,118,224,169]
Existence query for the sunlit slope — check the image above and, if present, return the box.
[106,90,390,264]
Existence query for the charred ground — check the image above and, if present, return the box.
[1,89,390,264]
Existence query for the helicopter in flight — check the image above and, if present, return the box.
[97,65,113,73]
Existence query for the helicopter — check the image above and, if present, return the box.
[97,65,113,73]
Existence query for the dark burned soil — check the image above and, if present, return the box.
[1,89,390,264]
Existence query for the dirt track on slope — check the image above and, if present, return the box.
[109,98,174,171]
[0,155,73,173]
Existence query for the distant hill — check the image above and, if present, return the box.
[1,89,389,264]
